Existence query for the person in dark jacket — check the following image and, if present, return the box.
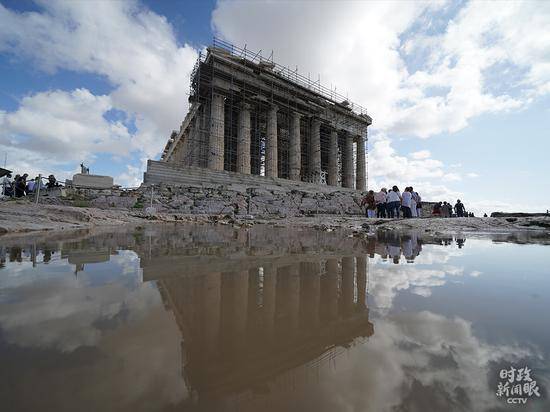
[14,174,28,197]
[454,199,466,217]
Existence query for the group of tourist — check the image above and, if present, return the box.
[361,187,474,219]
[361,186,422,219]
[1,172,61,198]
[432,200,472,217]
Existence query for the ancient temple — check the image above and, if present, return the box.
[144,38,372,191]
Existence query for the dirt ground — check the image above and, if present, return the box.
[1,200,549,239]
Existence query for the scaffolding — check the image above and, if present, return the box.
[161,37,372,189]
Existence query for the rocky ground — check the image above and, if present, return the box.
[1,199,549,239]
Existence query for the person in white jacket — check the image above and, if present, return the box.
[386,186,402,218]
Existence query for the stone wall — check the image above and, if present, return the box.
[36,183,442,219]
[38,183,365,218]
[142,184,365,217]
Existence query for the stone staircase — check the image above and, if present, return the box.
[144,160,362,194]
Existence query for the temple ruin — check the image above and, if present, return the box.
[144,38,372,191]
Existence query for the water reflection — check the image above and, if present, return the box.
[0,225,548,411]
[156,258,373,403]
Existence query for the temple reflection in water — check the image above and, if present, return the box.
[150,256,373,404]
[125,225,375,404]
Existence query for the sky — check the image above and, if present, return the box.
[0,0,549,215]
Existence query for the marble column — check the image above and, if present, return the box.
[287,264,301,332]
[186,112,202,167]
[300,262,321,329]
[356,257,367,310]
[310,118,322,183]
[266,104,278,178]
[340,257,355,317]
[202,272,221,354]
[262,265,277,339]
[223,271,249,349]
[208,93,225,171]
[328,128,339,186]
[342,132,354,189]
[289,112,302,181]
[237,103,251,174]
[323,258,339,322]
[356,132,367,191]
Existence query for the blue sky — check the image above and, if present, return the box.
[0,0,549,214]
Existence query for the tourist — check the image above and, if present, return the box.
[442,201,451,218]
[386,186,402,218]
[46,174,60,189]
[374,188,387,218]
[409,186,417,217]
[401,187,412,218]
[432,201,442,217]
[483,213,488,217]
[413,189,422,217]
[1,172,12,197]
[26,178,36,194]
[14,174,28,198]
[454,199,465,217]
[361,190,377,218]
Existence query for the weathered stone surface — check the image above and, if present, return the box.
[91,196,137,209]
[72,174,113,189]
[36,179,368,218]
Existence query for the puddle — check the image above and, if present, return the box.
[0,224,549,411]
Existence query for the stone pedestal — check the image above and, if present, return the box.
[72,174,113,189]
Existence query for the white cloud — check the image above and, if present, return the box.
[0,89,131,161]
[367,134,462,201]
[0,0,198,181]
[0,251,188,409]
[410,150,431,160]
[0,252,150,351]
[443,172,462,182]
[305,309,538,412]
[466,172,479,178]
[369,245,466,310]
[116,163,145,188]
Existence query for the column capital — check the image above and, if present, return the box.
[269,103,278,112]
[240,101,251,111]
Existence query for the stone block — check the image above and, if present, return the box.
[72,174,113,189]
